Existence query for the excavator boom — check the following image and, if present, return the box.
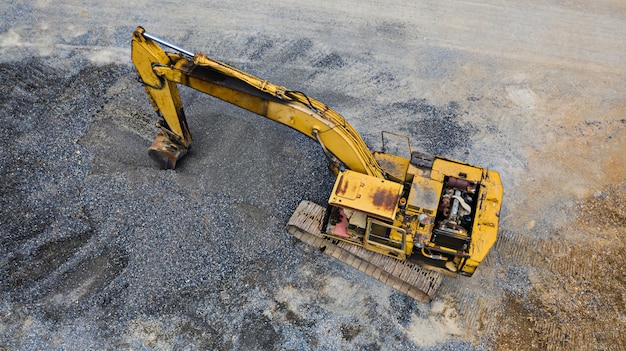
[130,27,503,301]
[132,27,384,177]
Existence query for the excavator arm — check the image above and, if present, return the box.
[131,26,384,177]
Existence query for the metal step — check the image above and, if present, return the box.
[286,200,443,302]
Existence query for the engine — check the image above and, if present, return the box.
[432,176,479,252]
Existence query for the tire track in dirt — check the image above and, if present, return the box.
[0,229,94,293]
[42,246,129,320]
[455,182,626,350]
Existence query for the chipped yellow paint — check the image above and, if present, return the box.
[329,170,403,222]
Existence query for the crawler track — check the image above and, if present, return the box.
[287,201,443,302]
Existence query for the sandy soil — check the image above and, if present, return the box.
[1,1,624,350]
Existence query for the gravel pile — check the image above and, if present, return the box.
[0,57,481,350]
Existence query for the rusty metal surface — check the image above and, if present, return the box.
[329,170,403,221]
[147,129,189,169]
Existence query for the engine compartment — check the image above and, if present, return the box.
[431,176,480,252]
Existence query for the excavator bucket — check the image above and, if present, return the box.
[147,129,189,170]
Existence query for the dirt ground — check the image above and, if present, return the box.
[1,1,624,350]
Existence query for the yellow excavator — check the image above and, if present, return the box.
[131,27,503,301]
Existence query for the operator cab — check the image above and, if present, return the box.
[321,170,409,260]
